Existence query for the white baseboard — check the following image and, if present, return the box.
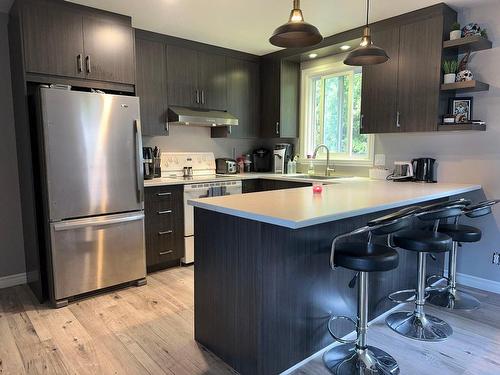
[0,272,27,289]
[455,272,500,294]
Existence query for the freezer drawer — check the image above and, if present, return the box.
[50,212,146,301]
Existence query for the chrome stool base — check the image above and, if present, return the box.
[428,289,480,310]
[323,344,400,375]
[386,311,453,341]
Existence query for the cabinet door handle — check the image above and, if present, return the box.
[159,250,174,256]
[360,114,364,129]
[275,121,280,135]
[77,54,83,73]
[85,55,91,73]
[396,111,401,128]
[156,192,172,197]
[196,90,200,104]
[157,210,172,215]
[201,90,205,105]
[158,230,173,235]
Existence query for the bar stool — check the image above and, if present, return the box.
[385,199,469,342]
[428,199,500,310]
[323,206,419,375]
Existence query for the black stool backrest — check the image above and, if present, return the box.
[367,206,420,235]
[416,198,471,222]
[465,199,500,218]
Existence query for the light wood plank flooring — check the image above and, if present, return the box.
[0,266,499,375]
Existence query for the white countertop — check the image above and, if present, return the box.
[188,180,481,229]
[144,172,362,187]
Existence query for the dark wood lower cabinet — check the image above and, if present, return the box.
[242,179,311,193]
[144,185,184,272]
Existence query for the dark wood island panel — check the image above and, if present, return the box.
[193,205,444,375]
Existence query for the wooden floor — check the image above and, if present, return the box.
[0,266,499,375]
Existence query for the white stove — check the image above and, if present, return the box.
[161,152,242,264]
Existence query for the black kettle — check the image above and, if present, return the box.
[412,158,436,183]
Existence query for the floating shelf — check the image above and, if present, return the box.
[440,80,490,92]
[443,35,492,53]
[438,123,486,131]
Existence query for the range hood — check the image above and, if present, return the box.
[168,106,238,127]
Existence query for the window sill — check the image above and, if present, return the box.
[298,158,374,168]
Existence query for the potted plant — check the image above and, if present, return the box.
[442,60,458,84]
[450,22,461,40]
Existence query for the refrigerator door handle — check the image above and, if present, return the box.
[53,213,145,231]
[134,119,144,203]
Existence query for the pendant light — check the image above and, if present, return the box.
[344,0,389,66]
[269,0,323,48]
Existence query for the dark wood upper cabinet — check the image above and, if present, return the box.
[136,37,168,136]
[211,57,260,138]
[21,1,84,79]
[14,0,135,87]
[360,26,400,134]
[198,52,227,111]
[360,7,455,133]
[82,17,135,85]
[166,45,199,107]
[397,17,443,132]
[261,59,300,138]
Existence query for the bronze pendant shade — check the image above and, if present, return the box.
[270,0,323,48]
[344,0,389,66]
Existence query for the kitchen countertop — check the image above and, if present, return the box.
[143,172,364,187]
[188,180,481,229]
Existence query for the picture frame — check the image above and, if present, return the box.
[449,97,473,123]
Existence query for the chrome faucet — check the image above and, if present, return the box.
[312,144,335,176]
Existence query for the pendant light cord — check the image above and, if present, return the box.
[366,0,370,25]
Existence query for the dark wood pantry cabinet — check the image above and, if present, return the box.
[13,0,135,86]
[144,185,185,272]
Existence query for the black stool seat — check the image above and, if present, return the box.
[393,230,452,252]
[438,224,482,243]
[335,242,399,272]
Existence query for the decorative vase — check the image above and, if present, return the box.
[444,73,456,84]
[456,70,473,82]
[450,30,461,40]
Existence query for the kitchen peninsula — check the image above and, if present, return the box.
[189,181,481,375]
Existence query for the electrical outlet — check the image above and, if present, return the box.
[492,252,500,265]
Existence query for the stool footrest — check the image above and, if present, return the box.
[426,275,450,293]
[327,315,357,344]
[388,289,417,304]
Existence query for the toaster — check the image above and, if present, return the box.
[216,158,238,174]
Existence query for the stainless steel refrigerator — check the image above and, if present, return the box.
[38,87,146,307]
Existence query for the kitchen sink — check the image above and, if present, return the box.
[291,175,353,180]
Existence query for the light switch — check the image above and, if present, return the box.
[374,154,386,167]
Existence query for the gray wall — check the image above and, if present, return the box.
[375,2,500,283]
[0,12,25,278]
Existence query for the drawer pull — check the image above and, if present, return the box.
[159,250,173,256]
[157,210,172,215]
[158,230,173,235]
[157,192,172,196]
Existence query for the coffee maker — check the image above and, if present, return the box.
[273,143,293,174]
[412,158,436,182]
[143,147,154,180]
[252,148,272,172]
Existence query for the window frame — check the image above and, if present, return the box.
[300,60,374,167]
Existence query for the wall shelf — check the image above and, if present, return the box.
[440,80,489,92]
[443,35,492,53]
[438,123,486,131]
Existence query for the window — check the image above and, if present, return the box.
[300,61,373,165]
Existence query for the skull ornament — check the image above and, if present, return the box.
[456,70,474,82]
[462,23,481,37]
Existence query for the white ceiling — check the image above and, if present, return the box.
[0,0,493,55]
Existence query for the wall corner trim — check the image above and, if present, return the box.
[456,272,500,295]
[0,272,27,290]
